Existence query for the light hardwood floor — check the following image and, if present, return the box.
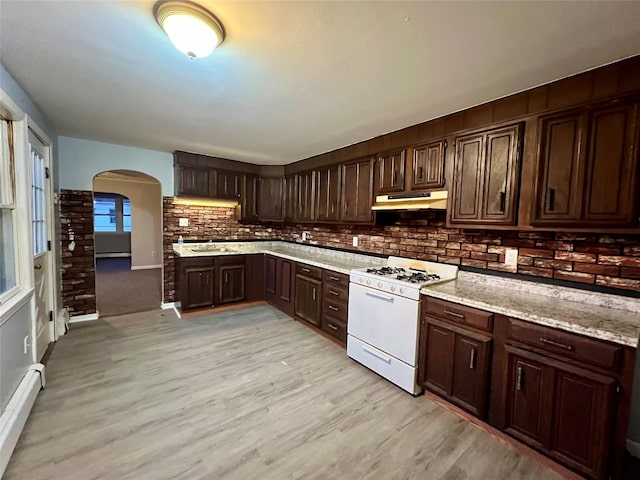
[4,305,563,480]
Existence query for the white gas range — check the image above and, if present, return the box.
[347,256,458,394]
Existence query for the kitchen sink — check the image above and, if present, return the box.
[186,244,236,253]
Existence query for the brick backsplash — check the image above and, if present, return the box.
[60,190,97,316]
[161,199,640,299]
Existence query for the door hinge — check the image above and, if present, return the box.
[47,240,52,251]
[49,310,53,322]
[45,167,50,179]
[616,384,622,394]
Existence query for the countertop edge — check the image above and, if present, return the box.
[420,288,638,348]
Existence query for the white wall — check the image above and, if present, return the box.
[93,177,162,268]
[59,137,173,196]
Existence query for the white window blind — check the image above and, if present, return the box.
[0,119,17,297]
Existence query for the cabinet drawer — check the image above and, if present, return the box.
[507,318,623,372]
[423,297,493,332]
[323,283,349,303]
[296,263,323,280]
[323,298,348,322]
[322,315,347,343]
[180,256,215,267]
[217,255,246,266]
[323,270,349,288]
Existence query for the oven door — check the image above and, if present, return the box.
[347,283,420,366]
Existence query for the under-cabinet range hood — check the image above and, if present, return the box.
[371,191,447,211]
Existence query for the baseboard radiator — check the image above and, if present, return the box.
[0,364,45,476]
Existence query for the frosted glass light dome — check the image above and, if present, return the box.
[155,1,225,59]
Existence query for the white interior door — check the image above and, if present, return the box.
[29,129,53,361]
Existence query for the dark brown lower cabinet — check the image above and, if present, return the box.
[218,263,245,305]
[420,317,492,418]
[264,255,295,317]
[504,346,616,480]
[182,265,215,309]
[294,274,322,326]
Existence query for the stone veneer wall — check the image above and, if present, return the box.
[162,199,640,303]
[60,190,96,316]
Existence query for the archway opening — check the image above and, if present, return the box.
[92,170,162,317]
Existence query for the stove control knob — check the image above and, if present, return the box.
[400,288,405,295]
[366,279,371,286]
[359,277,364,283]
[390,286,396,293]
[378,282,382,288]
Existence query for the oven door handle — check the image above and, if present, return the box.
[362,346,392,364]
[364,291,395,303]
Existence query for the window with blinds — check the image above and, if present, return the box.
[0,119,17,297]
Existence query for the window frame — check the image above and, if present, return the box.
[93,192,132,234]
[0,119,20,304]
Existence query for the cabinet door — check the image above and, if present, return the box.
[216,170,241,199]
[277,258,293,304]
[376,149,406,194]
[422,322,455,396]
[294,275,322,326]
[451,124,522,225]
[341,157,374,223]
[582,102,639,226]
[283,175,297,222]
[265,255,277,297]
[451,133,483,222]
[183,266,214,309]
[505,350,554,449]
[257,177,284,221]
[218,265,245,305]
[177,165,209,196]
[532,110,586,225]
[241,174,258,221]
[451,333,492,418]
[549,365,616,479]
[296,171,315,221]
[315,165,340,222]
[411,140,445,190]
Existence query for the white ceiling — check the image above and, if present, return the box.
[1,1,640,165]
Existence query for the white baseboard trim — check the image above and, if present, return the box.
[627,439,640,459]
[161,302,181,319]
[0,364,45,477]
[131,264,162,271]
[68,311,100,324]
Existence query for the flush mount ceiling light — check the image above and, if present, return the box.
[154,1,225,59]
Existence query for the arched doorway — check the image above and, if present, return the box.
[92,170,162,317]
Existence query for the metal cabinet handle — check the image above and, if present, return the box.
[444,309,465,319]
[329,276,340,281]
[328,305,339,311]
[329,290,339,296]
[328,323,338,331]
[469,348,476,369]
[548,188,555,211]
[516,367,524,391]
[302,268,310,273]
[224,272,228,284]
[539,337,573,351]
[312,288,316,301]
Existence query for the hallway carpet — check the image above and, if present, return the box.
[95,258,162,317]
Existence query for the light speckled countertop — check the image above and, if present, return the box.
[421,271,640,347]
[173,241,386,275]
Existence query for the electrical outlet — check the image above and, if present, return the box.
[352,236,358,247]
[302,231,308,241]
[179,218,189,227]
[505,248,518,266]
[23,335,30,355]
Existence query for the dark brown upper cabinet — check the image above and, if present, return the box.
[315,164,341,222]
[176,164,210,197]
[375,149,406,194]
[240,174,258,222]
[257,177,284,221]
[341,157,375,224]
[214,170,241,200]
[410,140,446,191]
[296,171,315,222]
[532,101,639,228]
[450,123,523,226]
[283,174,297,222]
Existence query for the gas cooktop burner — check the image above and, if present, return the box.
[396,272,441,283]
[366,266,406,275]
